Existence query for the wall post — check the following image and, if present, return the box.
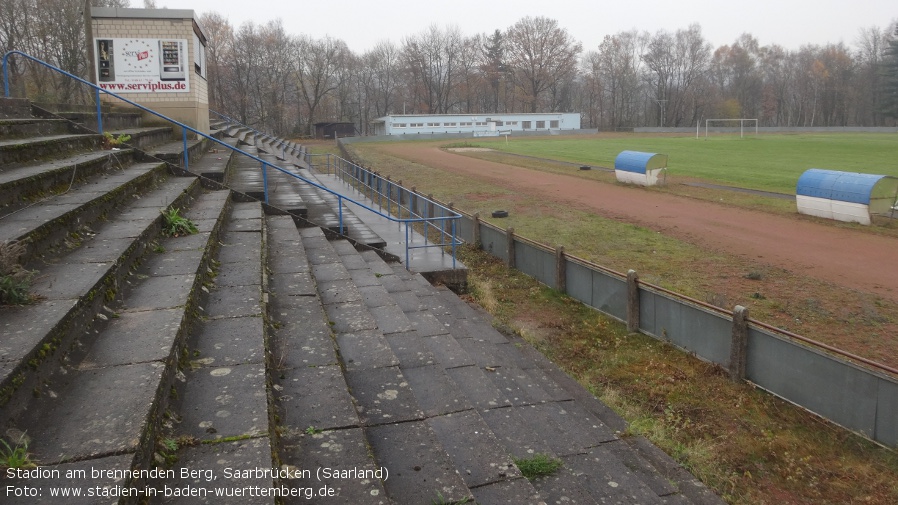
[627,269,640,333]
[555,245,566,293]
[473,213,481,248]
[729,305,749,382]
[506,227,515,268]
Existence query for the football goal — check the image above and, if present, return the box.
[699,118,758,139]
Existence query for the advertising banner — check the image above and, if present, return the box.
[95,38,190,93]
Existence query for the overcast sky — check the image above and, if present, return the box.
[171,0,896,53]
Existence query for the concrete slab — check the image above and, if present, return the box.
[368,304,413,334]
[269,271,316,297]
[518,401,617,456]
[480,406,557,460]
[216,238,262,265]
[203,283,262,319]
[358,284,393,309]
[178,363,269,441]
[270,304,337,369]
[311,262,351,283]
[145,248,207,277]
[277,365,359,431]
[318,279,362,305]
[384,330,437,369]
[0,299,77,364]
[62,236,138,264]
[348,268,381,288]
[335,330,399,370]
[214,260,261,287]
[79,308,184,368]
[344,366,423,425]
[29,261,110,301]
[445,365,511,410]
[485,365,555,406]
[366,421,472,505]
[603,439,679,498]
[406,311,450,337]
[423,334,476,369]
[427,410,521,487]
[159,436,273,504]
[324,302,377,334]
[402,365,472,417]
[279,428,390,504]
[562,447,664,504]
[21,362,164,463]
[190,316,265,366]
[470,478,546,505]
[121,274,196,311]
[225,217,262,233]
[531,467,601,505]
[390,290,425,313]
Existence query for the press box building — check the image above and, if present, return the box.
[370,113,581,136]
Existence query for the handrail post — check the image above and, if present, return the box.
[95,88,103,134]
[338,196,344,235]
[451,219,457,269]
[262,161,269,204]
[182,129,189,171]
[2,53,9,97]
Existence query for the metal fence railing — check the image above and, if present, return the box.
[2,50,462,271]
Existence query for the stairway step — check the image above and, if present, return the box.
[0,133,103,166]
[0,117,74,138]
[0,148,137,211]
[0,177,200,409]
[0,161,173,265]
[8,190,227,465]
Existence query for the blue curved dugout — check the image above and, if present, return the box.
[797,169,888,205]
[614,151,668,186]
[614,151,666,174]
[796,168,898,225]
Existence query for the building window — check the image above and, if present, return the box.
[428,122,440,127]
[494,121,503,126]
[460,122,472,127]
[475,122,487,126]
[394,123,406,128]
[522,121,531,129]
[410,123,424,127]
[506,121,518,126]
[445,122,457,127]
[536,120,546,129]
[550,120,559,128]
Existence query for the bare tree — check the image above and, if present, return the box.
[294,35,349,135]
[401,24,464,114]
[505,16,582,113]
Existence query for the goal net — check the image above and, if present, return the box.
[700,118,758,138]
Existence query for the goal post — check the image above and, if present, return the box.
[700,118,758,139]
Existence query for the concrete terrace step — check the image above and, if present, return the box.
[0,132,104,167]
[3,190,228,499]
[268,223,392,504]
[151,201,274,505]
[0,176,201,411]
[0,160,171,265]
[0,148,138,212]
[268,227,722,504]
[0,117,74,138]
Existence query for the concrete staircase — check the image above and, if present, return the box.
[1,99,723,505]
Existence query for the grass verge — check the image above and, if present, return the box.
[457,244,898,504]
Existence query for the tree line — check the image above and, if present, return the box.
[2,3,897,135]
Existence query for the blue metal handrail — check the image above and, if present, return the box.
[2,50,462,270]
